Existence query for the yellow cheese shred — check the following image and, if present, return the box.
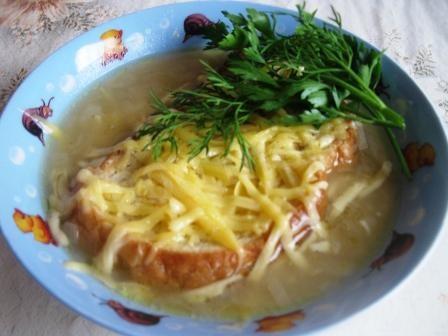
[57,119,356,279]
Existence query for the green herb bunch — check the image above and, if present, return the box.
[136,3,410,177]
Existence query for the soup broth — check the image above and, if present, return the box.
[46,50,398,321]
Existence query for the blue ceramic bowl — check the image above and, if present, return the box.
[0,2,447,335]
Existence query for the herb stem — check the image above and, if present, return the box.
[322,75,405,128]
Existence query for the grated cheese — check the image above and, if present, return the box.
[58,120,355,278]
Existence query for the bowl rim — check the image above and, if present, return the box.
[1,1,447,335]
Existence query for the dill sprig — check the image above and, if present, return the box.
[136,3,410,177]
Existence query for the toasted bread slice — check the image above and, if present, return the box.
[69,122,357,289]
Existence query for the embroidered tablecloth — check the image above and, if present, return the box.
[1,0,447,335]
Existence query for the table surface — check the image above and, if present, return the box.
[1,0,448,335]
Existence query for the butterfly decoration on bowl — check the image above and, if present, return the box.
[21,97,54,146]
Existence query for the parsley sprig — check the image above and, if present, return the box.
[136,4,410,177]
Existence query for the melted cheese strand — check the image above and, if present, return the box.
[240,175,291,280]
[95,206,167,273]
[248,227,283,281]
[328,161,391,221]
[48,210,69,246]
[182,275,244,303]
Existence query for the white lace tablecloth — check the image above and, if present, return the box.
[1,1,448,335]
